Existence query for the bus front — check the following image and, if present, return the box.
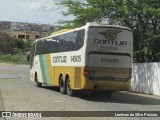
[83,25,133,92]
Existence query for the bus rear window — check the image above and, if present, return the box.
[88,27,132,52]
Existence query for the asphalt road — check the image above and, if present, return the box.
[0,63,160,120]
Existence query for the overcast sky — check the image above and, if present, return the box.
[0,0,77,25]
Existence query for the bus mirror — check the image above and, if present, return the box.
[27,51,31,61]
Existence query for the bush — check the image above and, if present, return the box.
[0,54,29,64]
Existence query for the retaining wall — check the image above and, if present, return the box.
[131,63,160,95]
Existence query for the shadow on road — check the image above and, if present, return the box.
[41,86,160,105]
[78,92,160,105]
[111,92,160,105]
[41,85,60,92]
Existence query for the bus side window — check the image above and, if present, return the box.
[49,29,85,53]
[35,40,44,55]
[75,29,85,50]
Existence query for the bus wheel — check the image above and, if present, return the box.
[35,74,42,87]
[104,92,113,98]
[59,76,66,94]
[91,91,100,96]
[66,77,76,96]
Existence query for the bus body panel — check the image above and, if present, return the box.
[50,49,84,89]
[31,54,52,84]
[80,67,131,91]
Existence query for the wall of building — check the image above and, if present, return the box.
[131,63,160,95]
[10,31,46,41]
[0,30,47,42]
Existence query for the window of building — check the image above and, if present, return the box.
[18,35,25,39]
[35,35,40,39]
[26,35,29,39]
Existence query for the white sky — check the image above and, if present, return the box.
[0,0,77,25]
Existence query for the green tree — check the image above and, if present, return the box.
[0,32,32,54]
[14,38,32,54]
[0,32,15,54]
[14,38,25,49]
[24,41,31,52]
[59,0,160,62]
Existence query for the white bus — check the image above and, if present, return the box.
[30,23,133,97]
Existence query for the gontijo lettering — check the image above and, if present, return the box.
[94,39,127,46]
[53,56,67,63]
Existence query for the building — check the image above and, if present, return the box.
[0,30,47,42]
[0,21,55,42]
[9,31,47,42]
[0,21,11,30]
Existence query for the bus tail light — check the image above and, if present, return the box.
[84,66,89,77]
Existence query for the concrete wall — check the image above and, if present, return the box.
[131,63,160,95]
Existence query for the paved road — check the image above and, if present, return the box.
[0,63,30,80]
[0,63,160,120]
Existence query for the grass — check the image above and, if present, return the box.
[0,54,29,64]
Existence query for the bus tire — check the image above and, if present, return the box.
[59,76,66,94]
[104,91,113,98]
[66,77,76,96]
[91,91,100,96]
[35,73,42,87]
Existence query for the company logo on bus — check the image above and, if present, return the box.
[99,30,122,40]
[94,30,127,46]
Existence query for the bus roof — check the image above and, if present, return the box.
[50,29,73,35]
[33,23,131,44]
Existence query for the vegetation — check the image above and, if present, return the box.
[59,0,160,63]
[0,54,29,64]
[0,32,31,64]
[0,32,15,54]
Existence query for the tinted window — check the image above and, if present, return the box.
[35,29,85,55]
[35,40,60,55]
[53,29,85,52]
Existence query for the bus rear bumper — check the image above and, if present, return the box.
[81,78,131,92]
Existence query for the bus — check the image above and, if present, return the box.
[29,23,133,97]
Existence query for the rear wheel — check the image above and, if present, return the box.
[59,76,66,94]
[103,92,113,98]
[66,77,76,96]
[35,73,42,87]
[91,91,100,96]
